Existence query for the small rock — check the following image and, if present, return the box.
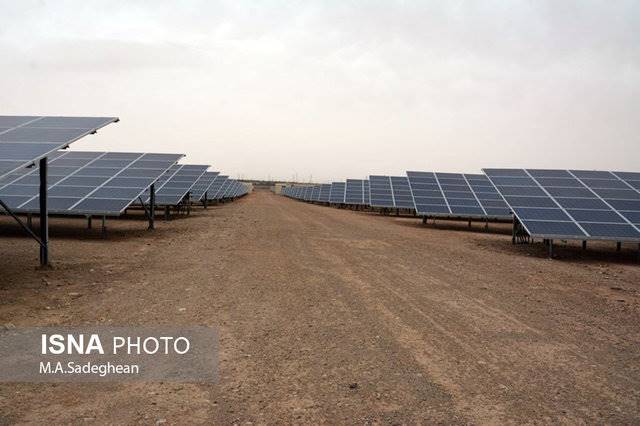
[348,383,358,390]
[156,419,166,425]
[4,323,16,330]
[68,292,82,299]
[178,308,186,312]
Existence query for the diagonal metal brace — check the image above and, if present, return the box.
[0,198,46,248]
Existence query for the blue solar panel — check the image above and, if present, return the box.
[318,184,331,202]
[144,165,208,206]
[0,150,182,215]
[363,180,370,205]
[369,175,395,208]
[329,182,346,204]
[345,179,365,205]
[190,172,220,201]
[0,116,118,180]
[390,176,414,209]
[406,171,510,219]
[484,168,640,241]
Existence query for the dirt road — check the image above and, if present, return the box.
[1,190,639,424]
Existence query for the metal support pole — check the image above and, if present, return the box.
[39,158,49,267]
[616,242,622,252]
[512,216,516,244]
[87,216,92,229]
[548,239,554,258]
[186,193,191,216]
[422,216,427,225]
[468,219,471,228]
[582,240,587,250]
[27,213,32,229]
[101,215,107,239]
[203,191,208,209]
[148,183,155,230]
[165,205,170,221]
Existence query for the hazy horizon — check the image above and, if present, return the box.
[1,1,638,182]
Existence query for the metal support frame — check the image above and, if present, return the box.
[547,239,554,258]
[148,183,155,230]
[512,216,530,245]
[186,192,191,216]
[582,240,587,250]
[203,192,208,209]
[164,205,170,221]
[0,197,48,264]
[87,216,92,229]
[616,242,622,252]
[39,158,49,266]
[101,215,107,239]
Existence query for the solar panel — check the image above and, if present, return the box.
[311,185,321,202]
[329,182,346,204]
[190,172,220,201]
[206,175,228,200]
[390,176,414,210]
[318,184,331,202]
[0,151,182,215]
[144,165,208,206]
[222,179,237,198]
[484,169,640,241]
[363,180,370,205]
[406,171,511,219]
[303,186,313,201]
[345,179,365,205]
[369,176,395,208]
[0,116,118,180]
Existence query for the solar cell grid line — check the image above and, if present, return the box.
[369,175,395,208]
[329,182,346,204]
[390,176,414,210]
[406,171,449,215]
[0,116,119,180]
[303,186,313,201]
[190,172,220,201]
[345,179,365,205]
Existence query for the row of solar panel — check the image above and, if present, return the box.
[0,116,249,217]
[282,173,512,220]
[282,169,640,243]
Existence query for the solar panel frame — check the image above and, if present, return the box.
[206,175,228,200]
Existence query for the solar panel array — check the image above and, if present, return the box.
[144,165,208,206]
[407,171,511,219]
[0,151,182,215]
[484,169,640,241]
[369,176,395,208]
[390,176,414,210]
[190,172,220,201]
[329,182,346,204]
[345,179,365,205]
[0,116,118,180]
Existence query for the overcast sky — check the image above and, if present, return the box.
[1,1,638,182]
